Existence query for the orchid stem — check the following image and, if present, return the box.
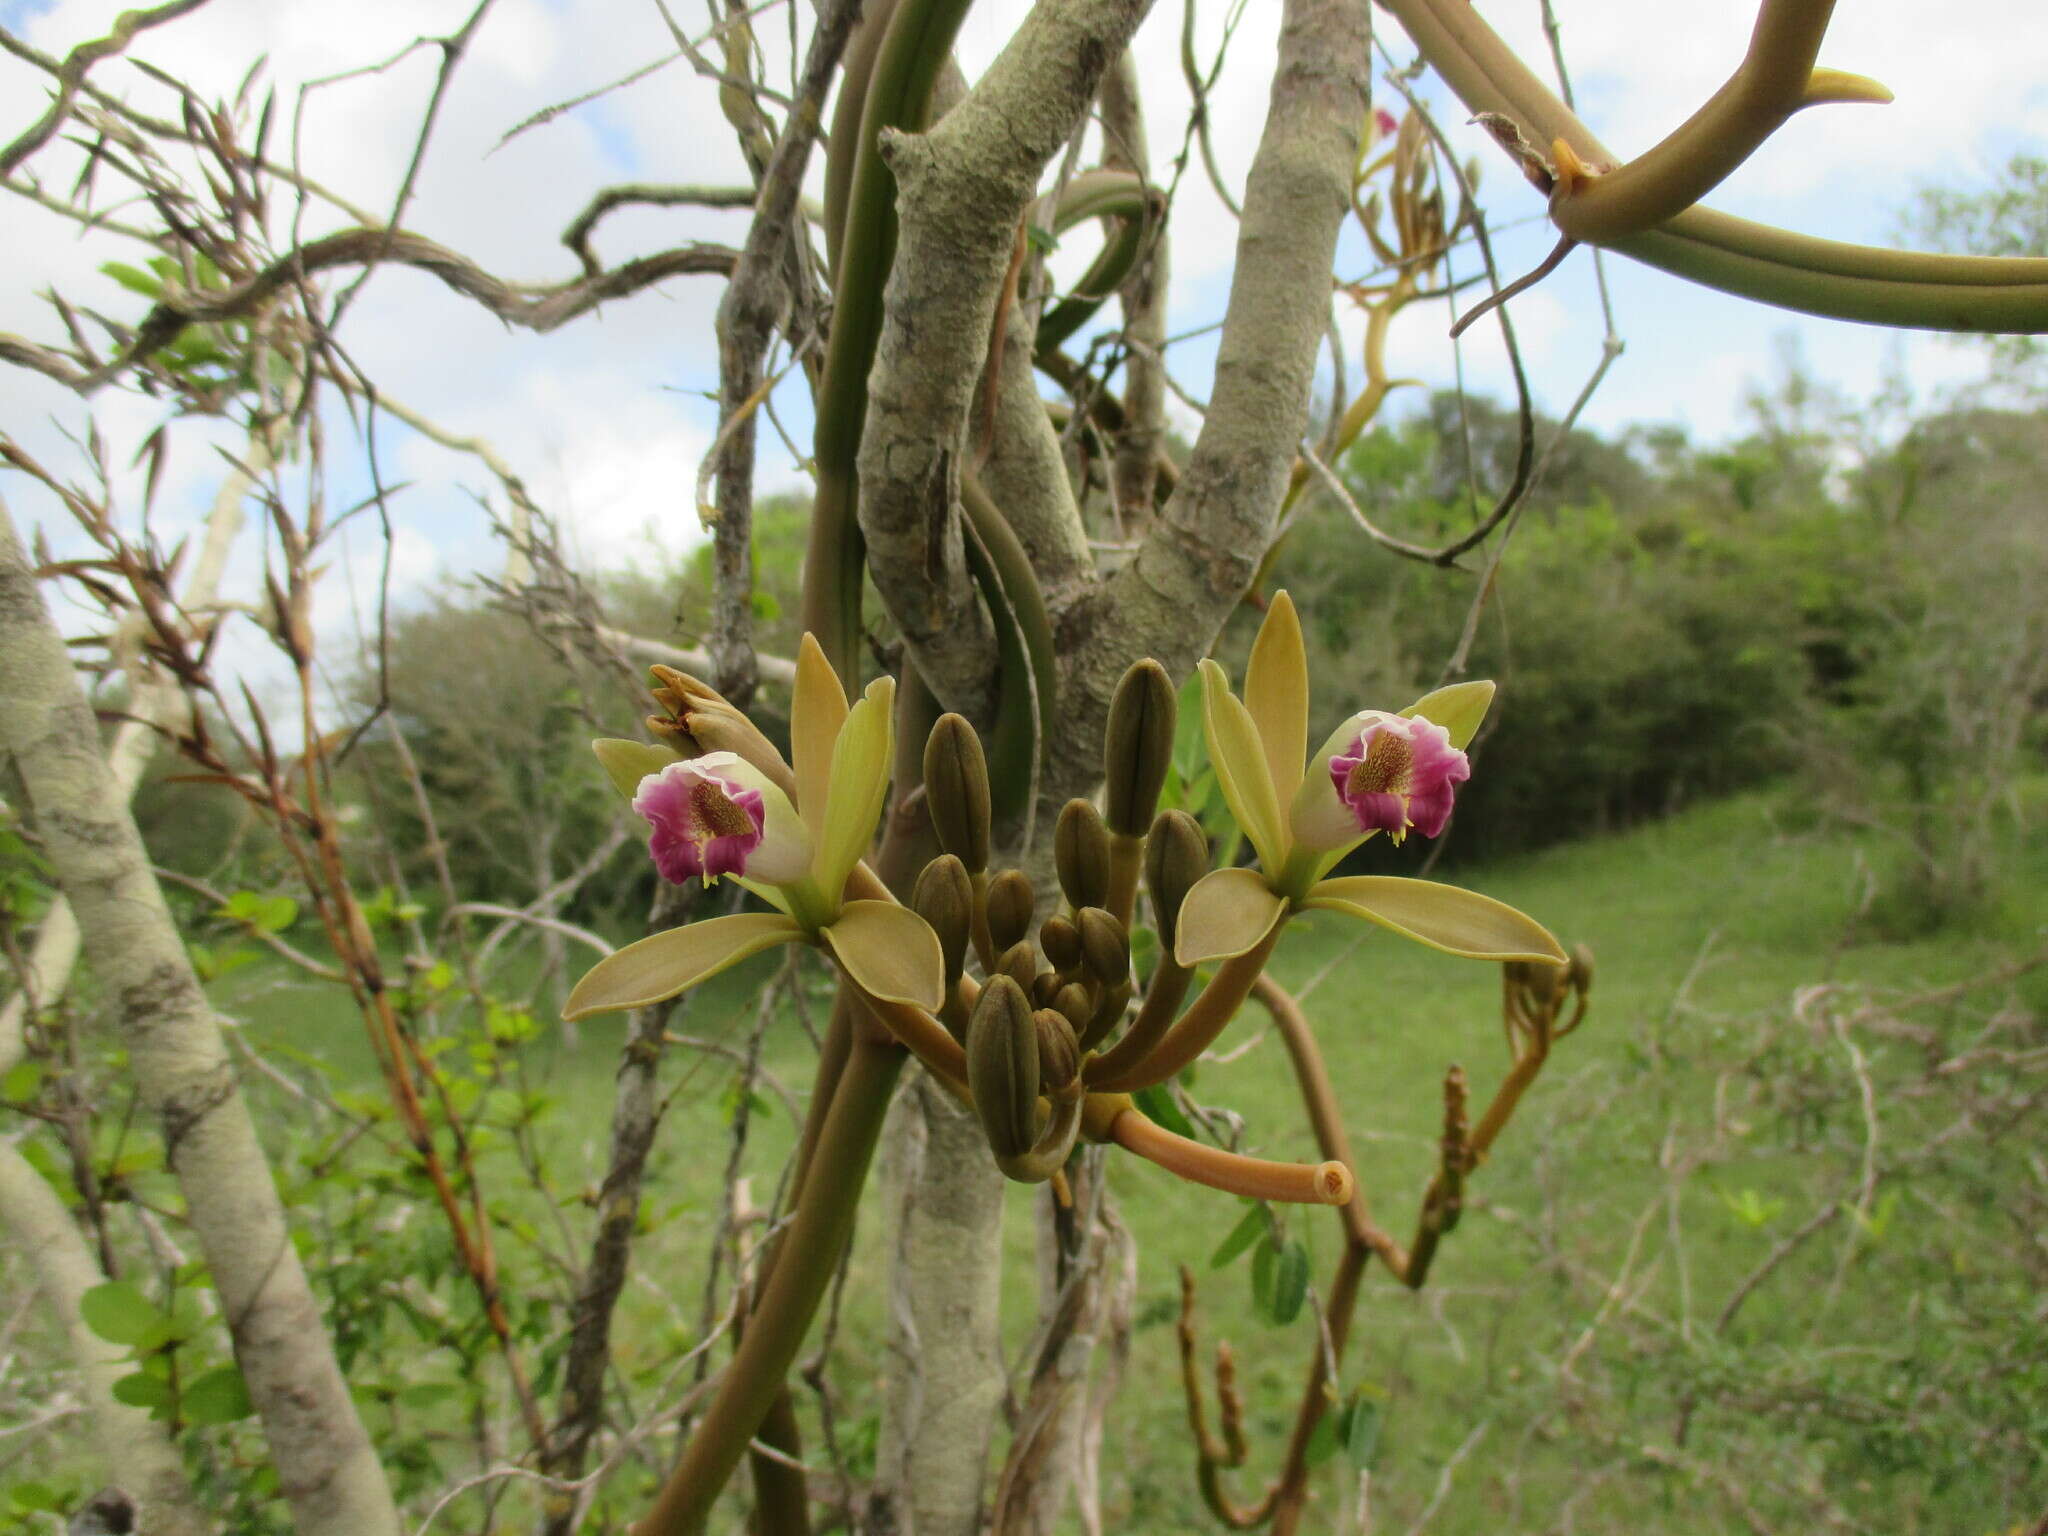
[1087,927,1283,1092]
[634,1030,905,1536]
[1106,1107,1352,1206]
[1082,958,1191,1087]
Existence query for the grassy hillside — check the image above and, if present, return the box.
[16,787,2034,1533]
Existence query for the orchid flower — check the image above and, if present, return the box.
[1175,591,1565,970]
[563,636,944,1022]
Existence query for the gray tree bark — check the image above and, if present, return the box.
[864,1073,1008,1536]
[0,499,401,1536]
[0,1142,212,1535]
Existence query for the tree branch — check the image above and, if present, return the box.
[0,498,401,1536]
[0,1142,211,1535]
[1,228,737,394]
[1073,0,1369,789]
[857,0,1153,719]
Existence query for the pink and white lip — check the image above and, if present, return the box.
[1290,710,1471,851]
[634,751,810,887]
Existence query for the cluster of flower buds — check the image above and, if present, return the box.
[922,666,1167,1183]
[564,592,1571,1208]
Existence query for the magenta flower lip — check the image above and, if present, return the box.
[633,751,809,887]
[1327,710,1470,844]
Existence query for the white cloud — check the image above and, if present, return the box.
[3,0,2039,699]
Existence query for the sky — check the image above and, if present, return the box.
[1,0,2042,684]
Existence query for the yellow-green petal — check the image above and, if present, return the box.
[791,633,848,838]
[1198,660,1287,874]
[563,913,803,1020]
[814,674,895,901]
[1399,680,1494,750]
[593,738,680,802]
[1244,590,1310,805]
[823,899,944,1011]
[1302,876,1565,964]
[1174,866,1288,966]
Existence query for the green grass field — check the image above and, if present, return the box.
[24,785,2035,1534]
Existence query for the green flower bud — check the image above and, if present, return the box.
[986,869,1035,952]
[1568,944,1595,994]
[1075,907,1130,986]
[1039,913,1082,974]
[1034,1008,1082,1091]
[1054,799,1111,911]
[912,854,974,993]
[647,664,795,797]
[1144,810,1208,956]
[966,975,1039,1159]
[1104,659,1176,836]
[997,940,1039,993]
[1051,983,1093,1036]
[923,713,992,873]
[1031,970,1062,1009]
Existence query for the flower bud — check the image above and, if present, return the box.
[1039,913,1082,974]
[647,665,795,798]
[911,854,974,993]
[1075,907,1130,986]
[1051,983,1093,1036]
[1103,659,1176,836]
[923,714,992,873]
[1031,970,1063,1008]
[1568,944,1594,995]
[997,940,1039,993]
[1144,810,1208,956]
[967,975,1039,1159]
[986,869,1035,952]
[1054,799,1111,911]
[1034,1008,1082,1091]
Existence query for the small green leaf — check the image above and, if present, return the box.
[1270,1239,1310,1324]
[1134,1083,1195,1142]
[8,1480,63,1512]
[111,1370,173,1411]
[1302,876,1565,964]
[252,895,297,934]
[101,260,163,298]
[1303,1404,1341,1467]
[1,1059,43,1101]
[563,913,802,1021]
[1251,1236,1279,1318]
[1341,1394,1383,1468]
[593,737,679,802]
[80,1280,167,1347]
[181,1365,255,1424]
[1210,1204,1268,1270]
